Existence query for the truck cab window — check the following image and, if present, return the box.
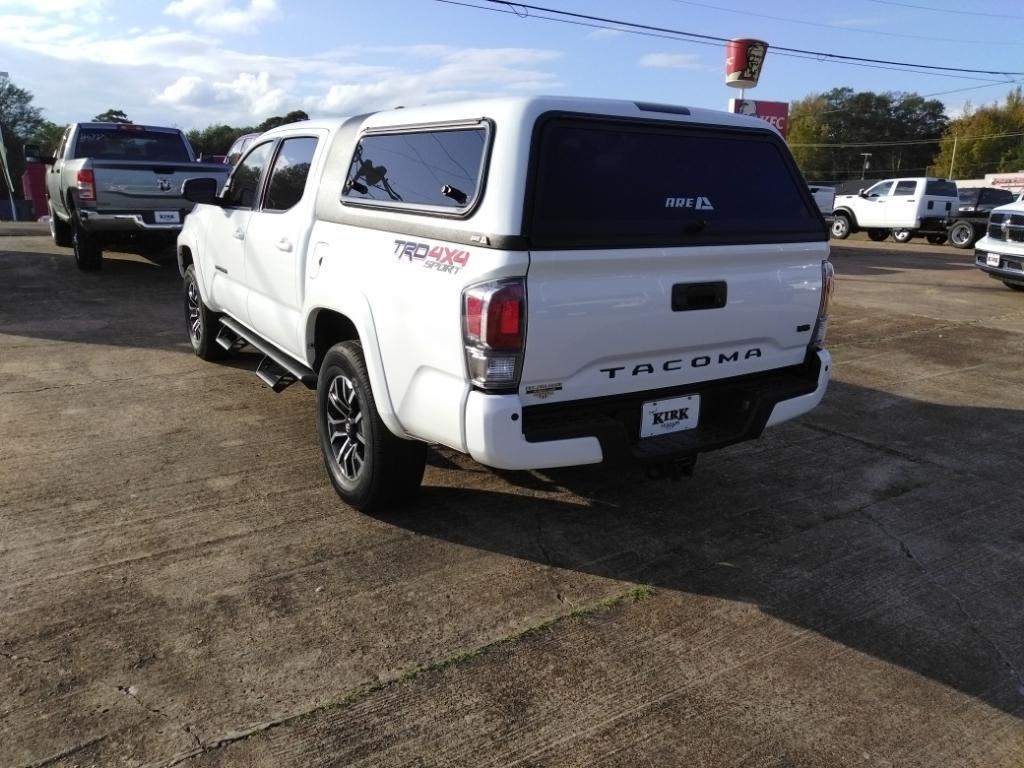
[224,141,274,208]
[264,137,318,212]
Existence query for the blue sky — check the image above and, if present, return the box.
[1,0,1023,130]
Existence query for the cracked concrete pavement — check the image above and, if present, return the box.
[1,224,1023,766]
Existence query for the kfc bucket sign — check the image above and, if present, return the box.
[729,98,790,137]
[725,38,769,88]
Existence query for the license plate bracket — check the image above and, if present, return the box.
[986,253,1001,267]
[640,394,700,439]
[154,210,180,224]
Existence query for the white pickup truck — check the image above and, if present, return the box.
[178,96,834,510]
[831,177,959,242]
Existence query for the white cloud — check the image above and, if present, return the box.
[0,0,103,15]
[163,0,278,34]
[0,6,563,130]
[640,53,705,70]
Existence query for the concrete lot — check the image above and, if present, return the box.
[1,223,1022,767]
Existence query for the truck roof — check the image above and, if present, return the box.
[259,95,779,138]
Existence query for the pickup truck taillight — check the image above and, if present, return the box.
[462,278,526,390]
[812,260,835,347]
[76,169,96,202]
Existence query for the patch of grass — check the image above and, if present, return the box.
[391,583,656,687]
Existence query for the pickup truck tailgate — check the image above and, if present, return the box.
[90,161,228,212]
[521,242,828,403]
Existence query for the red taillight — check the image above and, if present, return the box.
[485,283,524,351]
[463,279,527,390]
[76,169,96,202]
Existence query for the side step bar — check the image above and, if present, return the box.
[218,317,317,392]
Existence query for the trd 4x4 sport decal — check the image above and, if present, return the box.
[394,240,471,275]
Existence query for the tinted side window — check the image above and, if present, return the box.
[982,188,1014,206]
[865,181,894,197]
[925,179,958,196]
[893,180,917,196]
[224,142,274,208]
[343,128,487,211]
[529,119,822,248]
[958,188,978,205]
[264,137,318,212]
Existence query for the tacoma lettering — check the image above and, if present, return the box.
[600,348,763,378]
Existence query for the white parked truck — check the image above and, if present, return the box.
[177,96,834,510]
[974,198,1024,292]
[831,177,959,242]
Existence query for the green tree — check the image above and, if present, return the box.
[255,109,308,133]
[186,124,254,159]
[931,87,1024,178]
[787,88,948,182]
[93,108,131,123]
[0,77,47,199]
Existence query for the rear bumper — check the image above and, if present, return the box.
[78,209,187,234]
[464,349,831,470]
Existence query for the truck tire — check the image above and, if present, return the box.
[830,213,851,240]
[867,229,888,242]
[948,221,975,249]
[926,233,948,245]
[48,202,72,248]
[316,341,427,512]
[71,219,103,271]
[892,229,913,243]
[183,265,226,361]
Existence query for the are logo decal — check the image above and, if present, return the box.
[665,196,714,210]
[394,240,471,275]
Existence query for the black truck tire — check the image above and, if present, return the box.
[71,218,103,271]
[48,202,73,248]
[183,265,226,361]
[316,341,427,512]
[948,220,976,249]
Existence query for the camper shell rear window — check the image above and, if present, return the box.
[525,115,824,249]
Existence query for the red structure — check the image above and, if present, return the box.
[22,160,47,219]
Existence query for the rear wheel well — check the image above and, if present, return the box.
[312,310,359,372]
[834,208,858,228]
[179,246,193,272]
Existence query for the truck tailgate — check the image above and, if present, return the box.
[521,242,828,404]
[90,161,228,212]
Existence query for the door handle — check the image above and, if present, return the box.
[232,228,244,240]
[275,238,293,252]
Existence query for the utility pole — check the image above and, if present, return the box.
[0,71,17,221]
[948,135,958,179]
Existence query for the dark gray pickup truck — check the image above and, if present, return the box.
[34,123,229,270]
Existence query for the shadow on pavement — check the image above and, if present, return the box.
[377,381,1024,718]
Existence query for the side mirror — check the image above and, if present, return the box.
[24,144,55,165]
[858,188,867,197]
[182,177,221,205]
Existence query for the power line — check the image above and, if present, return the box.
[863,0,1024,20]
[465,0,1024,77]
[664,0,1024,48]
[437,0,1021,85]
